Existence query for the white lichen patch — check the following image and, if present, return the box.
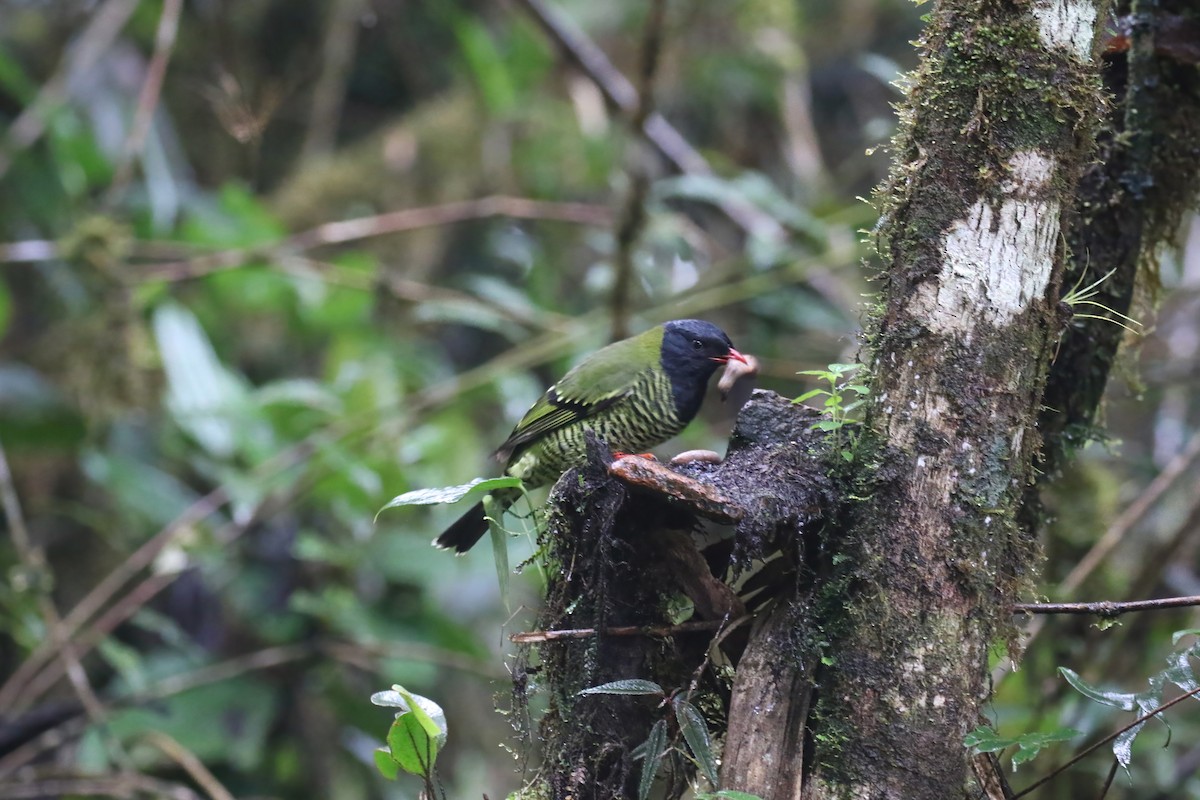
[909,151,1060,339]
[1031,0,1097,60]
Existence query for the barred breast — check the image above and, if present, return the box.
[507,369,684,488]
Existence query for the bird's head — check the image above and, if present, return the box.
[660,319,747,374]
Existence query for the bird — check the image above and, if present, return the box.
[433,319,747,553]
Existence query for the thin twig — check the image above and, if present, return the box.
[510,617,744,644]
[16,571,182,707]
[0,439,108,727]
[1012,594,1200,617]
[0,716,90,779]
[0,644,317,778]
[0,240,59,263]
[0,773,201,800]
[1011,684,1200,799]
[0,485,232,711]
[107,0,183,197]
[510,0,701,172]
[0,309,612,709]
[1062,427,1200,594]
[1095,758,1119,800]
[0,248,849,709]
[0,638,495,778]
[301,0,367,159]
[137,195,613,282]
[1002,428,1200,684]
[509,0,786,244]
[610,0,668,340]
[0,0,139,181]
[137,731,236,800]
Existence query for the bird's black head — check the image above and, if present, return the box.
[660,319,745,422]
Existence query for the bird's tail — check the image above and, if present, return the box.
[432,488,520,554]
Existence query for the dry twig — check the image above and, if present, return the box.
[0,0,139,180]
[108,0,184,196]
[510,617,743,644]
[1013,594,1200,617]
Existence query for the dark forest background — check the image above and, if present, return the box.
[0,1,1198,798]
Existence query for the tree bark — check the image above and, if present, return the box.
[803,1,1109,798]
[522,1,1200,799]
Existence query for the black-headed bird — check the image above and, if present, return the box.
[434,319,746,553]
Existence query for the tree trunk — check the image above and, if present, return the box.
[521,1,1200,798]
[803,1,1107,797]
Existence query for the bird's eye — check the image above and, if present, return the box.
[691,339,704,350]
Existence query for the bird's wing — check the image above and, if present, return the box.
[493,333,658,463]
[493,383,629,462]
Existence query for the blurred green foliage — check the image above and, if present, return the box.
[0,1,1197,798]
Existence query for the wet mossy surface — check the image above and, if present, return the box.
[512,391,836,799]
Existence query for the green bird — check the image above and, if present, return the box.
[434,319,747,553]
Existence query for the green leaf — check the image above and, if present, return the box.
[1172,629,1200,646]
[696,792,766,800]
[373,748,400,781]
[792,389,828,404]
[1163,649,1199,693]
[252,379,343,415]
[1059,667,1138,711]
[153,303,252,460]
[374,686,448,778]
[796,370,833,379]
[453,16,517,114]
[486,494,511,612]
[1010,746,1040,767]
[638,719,668,800]
[1015,729,1081,750]
[843,384,870,395]
[827,363,860,375]
[578,679,664,697]
[963,726,1018,753]
[376,476,523,517]
[812,419,845,432]
[674,697,718,787]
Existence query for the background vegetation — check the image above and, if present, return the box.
[0,0,1197,797]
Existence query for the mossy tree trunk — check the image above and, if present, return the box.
[523,1,1200,799]
[803,1,1108,797]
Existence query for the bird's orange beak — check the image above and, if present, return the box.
[713,348,749,365]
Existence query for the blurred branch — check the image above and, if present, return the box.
[0,240,59,262]
[610,0,668,340]
[286,255,572,332]
[0,247,842,711]
[1011,684,1200,800]
[1128,477,1200,598]
[1012,594,1200,617]
[107,0,183,198]
[137,732,235,800]
[0,0,139,181]
[136,195,614,282]
[509,0,786,244]
[0,638,497,778]
[0,774,202,800]
[509,0,700,171]
[1060,427,1200,595]
[999,433,1200,684]
[0,439,109,729]
[0,239,203,265]
[0,482,234,711]
[510,617,739,643]
[301,0,367,160]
